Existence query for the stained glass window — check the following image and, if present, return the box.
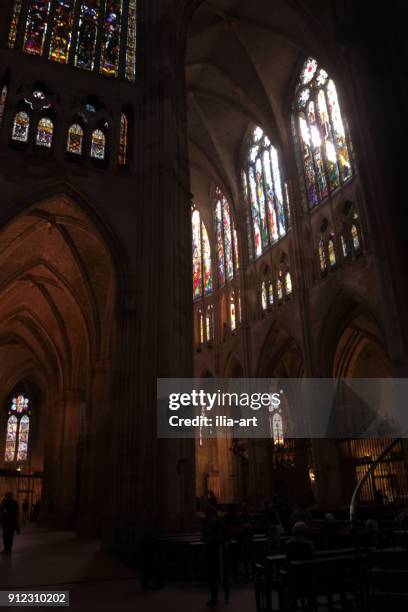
[118,112,128,165]
[268,281,274,306]
[12,111,30,142]
[341,234,348,258]
[214,187,239,287]
[319,239,327,273]
[285,272,292,295]
[295,58,353,209]
[192,208,213,301]
[75,1,101,71]
[198,309,204,344]
[230,292,236,331]
[8,0,23,48]
[4,395,31,463]
[49,0,76,63]
[0,86,7,127]
[277,278,283,301]
[23,1,51,56]
[328,238,336,267]
[90,129,106,159]
[67,123,83,154]
[261,281,267,311]
[100,1,123,76]
[36,117,54,147]
[206,305,214,342]
[237,291,242,324]
[351,224,360,251]
[272,412,284,446]
[125,0,137,81]
[243,126,290,259]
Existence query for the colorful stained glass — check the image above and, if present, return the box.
[12,111,30,142]
[341,234,348,258]
[272,412,284,446]
[230,293,236,331]
[199,309,204,344]
[268,281,274,305]
[319,239,327,272]
[233,226,239,271]
[17,415,30,462]
[243,126,289,256]
[206,306,213,341]
[118,113,128,165]
[192,210,202,300]
[202,223,212,296]
[0,86,7,127]
[49,0,76,63]
[277,278,283,301]
[215,200,225,286]
[125,0,137,81]
[8,0,23,48]
[75,1,101,71]
[4,416,18,462]
[328,238,336,266]
[11,395,29,413]
[91,129,106,159]
[36,117,54,147]
[67,123,83,154]
[100,1,123,76]
[261,281,267,311]
[222,199,234,281]
[23,1,51,56]
[285,272,292,295]
[295,58,353,208]
[351,225,360,251]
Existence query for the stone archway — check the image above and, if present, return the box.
[0,193,118,531]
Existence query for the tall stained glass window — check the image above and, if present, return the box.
[214,187,239,287]
[36,117,54,147]
[12,111,30,142]
[8,0,23,48]
[49,0,76,63]
[4,395,31,463]
[230,291,237,332]
[294,58,353,209]
[261,281,268,312]
[100,1,123,76]
[67,123,84,154]
[125,0,137,81]
[0,86,7,127]
[23,1,51,56]
[192,208,213,301]
[243,126,290,259]
[90,129,106,159]
[75,1,101,71]
[118,112,128,165]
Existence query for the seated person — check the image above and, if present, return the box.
[285,521,315,561]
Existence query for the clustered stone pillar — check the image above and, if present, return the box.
[103,0,196,556]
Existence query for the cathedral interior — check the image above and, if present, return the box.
[0,1,407,610]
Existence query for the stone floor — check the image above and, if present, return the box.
[0,526,255,611]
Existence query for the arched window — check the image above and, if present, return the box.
[198,308,204,345]
[205,305,214,342]
[49,0,76,63]
[268,281,274,306]
[243,126,290,259]
[12,111,30,142]
[192,208,213,300]
[0,86,8,127]
[75,1,101,70]
[100,1,123,76]
[36,117,54,148]
[261,281,268,312]
[277,277,283,302]
[328,236,336,267]
[118,113,129,166]
[294,58,353,209]
[272,412,284,446]
[90,129,106,159]
[285,272,293,296]
[229,291,237,331]
[67,123,83,154]
[351,224,360,251]
[319,239,327,273]
[23,0,51,56]
[341,234,348,258]
[214,187,239,287]
[4,395,31,463]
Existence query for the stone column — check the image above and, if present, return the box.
[103,0,195,556]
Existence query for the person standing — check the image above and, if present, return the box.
[0,492,20,554]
